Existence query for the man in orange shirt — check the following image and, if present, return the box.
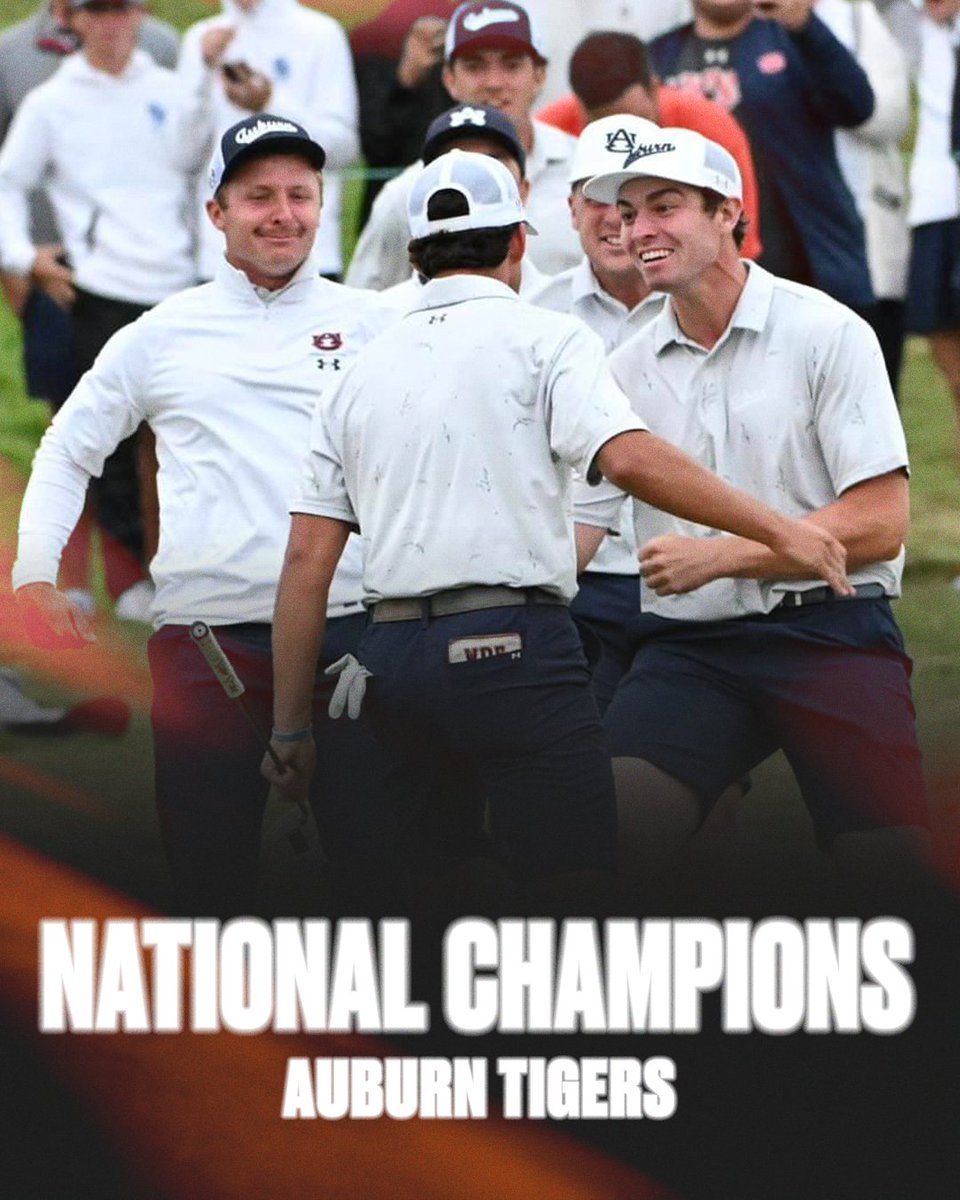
[537,30,762,259]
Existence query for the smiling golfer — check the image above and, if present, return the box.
[13,114,397,916]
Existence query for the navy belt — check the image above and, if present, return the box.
[776,582,886,608]
[370,586,567,623]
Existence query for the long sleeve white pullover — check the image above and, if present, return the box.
[0,50,206,305]
[14,256,396,627]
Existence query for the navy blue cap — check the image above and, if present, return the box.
[421,104,526,175]
[208,114,326,196]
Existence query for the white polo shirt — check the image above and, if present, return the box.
[530,257,663,576]
[294,273,645,604]
[585,263,909,621]
[14,256,395,627]
[344,120,581,290]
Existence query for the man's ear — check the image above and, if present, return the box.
[206,197,226,233]
[719,197,743,234]
[509,223,527,265]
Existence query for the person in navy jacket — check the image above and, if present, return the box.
[651,0,875,311]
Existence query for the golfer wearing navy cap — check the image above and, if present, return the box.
[14,115,398,916]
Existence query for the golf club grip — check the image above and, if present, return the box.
[189,621,245,699]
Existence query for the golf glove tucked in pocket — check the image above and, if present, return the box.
[325,654,373,720]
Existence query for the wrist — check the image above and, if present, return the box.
[271,725,313,743]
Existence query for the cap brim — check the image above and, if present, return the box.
[219,136,326,189]
[422,127,523,169]
[581,171,638,205]
[449,34,545,63]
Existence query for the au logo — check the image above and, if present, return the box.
[313,332,342,351]
[605,128,638,157]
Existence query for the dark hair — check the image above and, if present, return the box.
[407,188,518,278]
[702,189,749,250]
[570,31,654,109]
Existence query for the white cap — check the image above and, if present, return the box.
[568,114,663,187]
[407,149,537,239]
[583,127,743,204]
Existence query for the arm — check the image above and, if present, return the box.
[13,322,151,639]
[595,430,849,592]
[0,94,61,283]
[758,1,875,127]
[640,470,906,594]
[575,522,608,572]
[262,514,351,804]
[830,1,911,146]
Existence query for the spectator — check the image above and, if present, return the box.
[877,0,960,446]
[350,8,453,221]
[651,0,875,311]
[346,0,580,289]
[0,0,179,611]
[379,102,549,310]
[529,114,664,714]
[536,30,763,259]
[177,0,359,280]
[817,0,911,393]
[0,0,206,622]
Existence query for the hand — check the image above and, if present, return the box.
[201,24,236,68]
[640,535,726,595]
[1,269,31,317]
[396,16,447,89]
[221,62,272,112]
[772,520,852,595]
[31,245,74,309]
[261,735,315,811]
[752,0,814,31]
[16,582,95,649]
[325,654,372,720]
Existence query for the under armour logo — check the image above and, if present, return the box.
[704,48,729,65]
[317,358,341,371]
[429,314,447,325]
[463,7,520,33]
[450,106,488,129]
[623,141,676,168]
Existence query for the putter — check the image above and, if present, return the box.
[189,621,310,853]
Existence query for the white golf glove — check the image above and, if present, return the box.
[325,654,373,720]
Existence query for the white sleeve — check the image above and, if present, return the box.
[13,322,154,589]
[848,3,911,145]
[344,175,412,291]
[544,323,647,479]
[571,475,629,529]
[269,19,359,169]
[0,91,50,274]
[813,313,909,495]
[291,380,358,526]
